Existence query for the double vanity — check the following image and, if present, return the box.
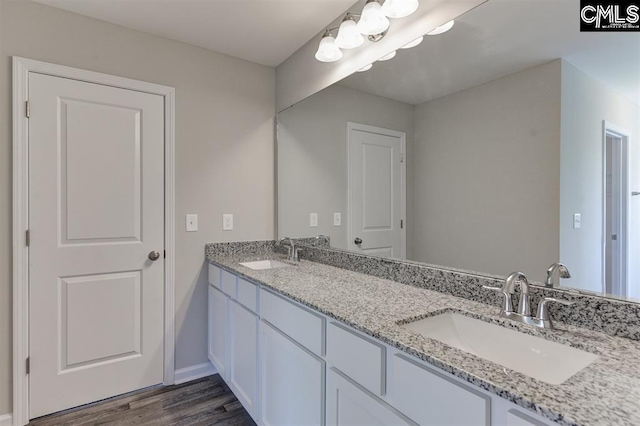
[205,241,640,426]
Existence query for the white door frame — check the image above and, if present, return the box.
[12,57,176,426]
[346,122,407,259]
[601,120,630,297]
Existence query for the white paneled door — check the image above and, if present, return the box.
[348,123,406,259]
[28,73,165,418]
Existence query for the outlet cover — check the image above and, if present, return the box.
[223,214,234,231]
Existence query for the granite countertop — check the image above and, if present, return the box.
[207,252,640,426]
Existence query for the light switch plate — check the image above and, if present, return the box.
[310,213,318,227]
[223,214,233,231]
[573,213,581,229]
[186,214,198,232]
[333,212,341,226]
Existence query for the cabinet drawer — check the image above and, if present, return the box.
[506,409,548,426]
[208,264,221,289]
[260,289,325,356]
[389,354,490,426]
[327,322,385,395]
[237,277,258,312]
[221,269,237,297]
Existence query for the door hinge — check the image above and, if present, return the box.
[400,153,404,163]
[25,100,30,118]
[26,357,30,375]
[164,250,166,259]
[401,220,404,229]
[26,230,30,247]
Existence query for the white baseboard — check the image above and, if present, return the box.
[174,361,217,385]
[0,413,12,426]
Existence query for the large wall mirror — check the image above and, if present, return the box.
[277,0,640,300]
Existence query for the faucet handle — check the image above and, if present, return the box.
[483,285,513,313]
[536,297,574,321]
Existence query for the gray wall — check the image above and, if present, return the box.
[560,61,640,294]
[277,84,415,255]
[0,0,275,415]
[413,60,562,281]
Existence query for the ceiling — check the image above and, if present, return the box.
[340,0,640,105]
[32,0,358,67]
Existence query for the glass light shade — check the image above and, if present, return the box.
[357,1,391,36]
[427,20,455,35]
[381,0,419,18]
[357,63,373,72]
[335,19,364,49]
[377,51,396,61]
[315,35,343,62]
[401,36,423,49]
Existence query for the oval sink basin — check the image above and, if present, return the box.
[402,312,598,385]
[239,259,291,270]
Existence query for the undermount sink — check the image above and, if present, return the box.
[239,259,290,270]
[402,312,598,385]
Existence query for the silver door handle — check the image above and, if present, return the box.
[148,251,161,261]
[354,238,363,245]
[632,192,640,196]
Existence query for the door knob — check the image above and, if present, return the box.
[354,238,363,245]
[148,251,161,261]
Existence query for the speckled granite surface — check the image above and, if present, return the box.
[206,248,640,426]
[296,244,640,341]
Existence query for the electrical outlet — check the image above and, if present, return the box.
[310,213,318,227]
[223,214,234,231]
[573,213,581,229]
[333,212,341,226]
[185,214,198,232]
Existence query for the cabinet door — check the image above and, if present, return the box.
[208,285,229,380]
[327,368,415,426]
[229,300,258,418]
[260,321,325,426]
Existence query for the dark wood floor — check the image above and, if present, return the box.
[28,375,256,426]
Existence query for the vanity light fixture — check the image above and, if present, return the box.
[315,0,423,63]
[315,31,343,62]
[401,36,423,49]
[427,19,454,35]
[357,0,391,35]
[335,14,365,49]
[357,63,373,72]
[377,51,397,61]
[381,0,419,18]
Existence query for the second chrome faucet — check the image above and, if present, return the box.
[484,267,573,329]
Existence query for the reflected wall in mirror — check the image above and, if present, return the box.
[277,0,640,300]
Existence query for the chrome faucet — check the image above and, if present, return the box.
[505,272,531,316]
[545,263,571,288]
[484,271,574,329]
[277,237,301,262]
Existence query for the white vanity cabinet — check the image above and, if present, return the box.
[207,284,229,380]
[259,321,325,426]
[326,368,415,426]
[208,264,557,426]
[228,300,258,416]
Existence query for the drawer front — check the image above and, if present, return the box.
[237,277,258,313]
[208,264,221,289]
[327,322,385,395]
[506,409,549,426]
[260,289,325,356]
[221,269,237,297]
[389,354,490,426]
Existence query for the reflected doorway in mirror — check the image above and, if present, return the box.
[347,122,406,259]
